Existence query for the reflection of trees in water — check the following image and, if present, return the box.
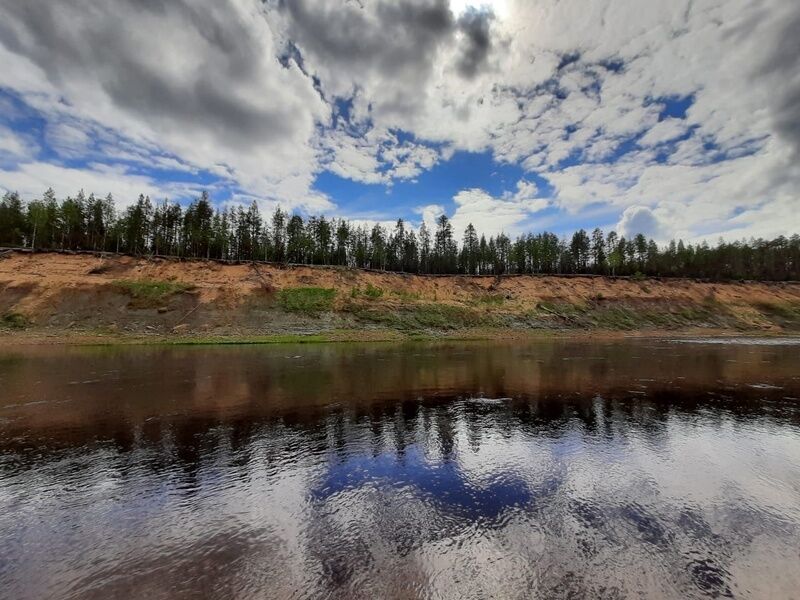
[14,401,793,510]
[2,385,800,598]
[2,381,800,476]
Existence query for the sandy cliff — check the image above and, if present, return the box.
[1,251,799,341]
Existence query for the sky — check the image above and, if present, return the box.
[0,0,798,242]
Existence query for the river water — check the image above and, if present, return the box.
[1,338,799,599]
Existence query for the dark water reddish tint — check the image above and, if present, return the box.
[1,339,800,599]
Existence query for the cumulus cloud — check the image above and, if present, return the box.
[0,162,192,209]
[449,180,550,237]
[271,0,454,117]
[0,0,798,241]
[0,0,330,209]
[320,126,441,185]
[414,204,446,230]
[268,0,516,153]
[455,10,494,79]
[617,206,671,241]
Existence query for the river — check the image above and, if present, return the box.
[1,338,799,599]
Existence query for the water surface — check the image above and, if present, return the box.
[1,339,799,599]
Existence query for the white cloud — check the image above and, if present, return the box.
[0,125,36,163]
[638,118,688,147]
[321,126,441,185]
[0,162,196,209]
[414,204,446,231]
[547,135,800,241]
[617,205,671,241]
[0,0,797,240]
[449,180,550,237]
[0,0,330,209]
[45,122,92,159]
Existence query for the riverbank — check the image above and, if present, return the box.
[2,251,799,344]
[2,327,799,347]
[0,329,800,348]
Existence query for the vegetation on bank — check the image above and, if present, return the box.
[343,299,740,332]
[1,189,799,280]
[1,311,29,329]
[348,303,492,331]
[753,301,800,328]
[2,319,799,346]
[277,287,336,314]
[351,284,384,299]
[112,279,194,308]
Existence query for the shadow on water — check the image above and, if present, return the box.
[1,338,799,599]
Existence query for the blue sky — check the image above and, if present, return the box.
[1,0,798,242]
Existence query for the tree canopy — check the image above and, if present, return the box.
[1,189,798,280]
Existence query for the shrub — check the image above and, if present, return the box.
[1,312,29,329]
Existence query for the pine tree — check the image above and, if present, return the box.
[418,222,431,273]
[0,191,26,246]
[463,223,479,275]
[591,227,607,274]
[271,207,286,262]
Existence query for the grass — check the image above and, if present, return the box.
[392,289,422,301]
[277,287,336,314]
[363,284,384,299]
[594,303,747,330]
[0,327,593,348]
[535,301,586,317]
[753,301,800,328]
[589,307,642,330]
[588,307,683,330]
[350,302,500,331]
[528,299,742,331]
[113,279,194,308]
[351,284,384,299]
[1,312,29,329]
[471,294,506,306]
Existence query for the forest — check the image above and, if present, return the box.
[1,189,798,280]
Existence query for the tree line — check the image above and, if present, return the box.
[1,189,798,280]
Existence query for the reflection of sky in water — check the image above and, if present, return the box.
[312,444,537,520]
[1,340,800,599]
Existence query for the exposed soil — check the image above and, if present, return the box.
[1,251,799,343]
